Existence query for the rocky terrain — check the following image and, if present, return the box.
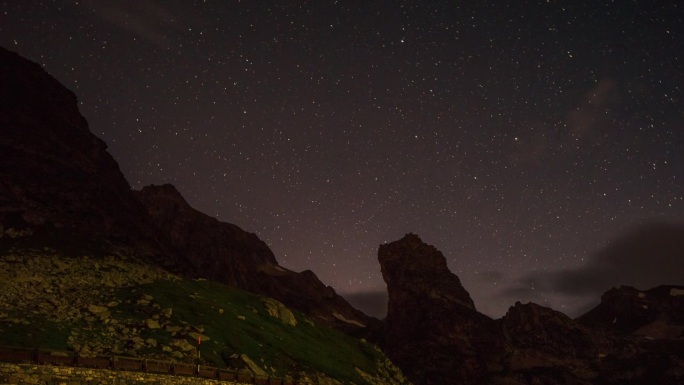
[135,184,372,332]
[377,234,684,385]
[1,44,683,385]
[578,284,684,338]
[378,233,504,384]
[0,44,371,335]
[0,44,408,384]
[0,247,408,385]
[0,248,183,358]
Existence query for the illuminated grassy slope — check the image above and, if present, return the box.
[0,244,407,385]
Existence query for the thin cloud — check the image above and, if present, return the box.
[342,290,388,319]
[500,222,684,317]
[566,78,620,143]
[77,1,197,49]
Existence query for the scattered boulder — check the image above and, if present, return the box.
[165,325,182,333]
[189,332,210,343]
[88,305,108,314]
[262,298,297,326]
[231,354,269,377]
[146,319,161,329]
[171,339,195,352]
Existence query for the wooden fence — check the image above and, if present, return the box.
[0,346,297,385]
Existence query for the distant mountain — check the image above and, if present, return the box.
[0,45,369,333]
[578,285,684,339]
[376,234,684,385]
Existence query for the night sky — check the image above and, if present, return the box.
[2,1,682,319]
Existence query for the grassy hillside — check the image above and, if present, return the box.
[0,243,407,385]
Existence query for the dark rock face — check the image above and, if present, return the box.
[495,291,684,385]
[378,234,504,385]
[379,233,475,312]
[502,302,604,359]
[0,46,176,264]
[0,46,130,236]
[136,184,373,331]
[578,285,684,339]
[134,184,278,284]
[498,302,613,384]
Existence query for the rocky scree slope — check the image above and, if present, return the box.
[0,247,410,385]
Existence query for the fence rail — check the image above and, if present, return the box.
[0,346,297,385]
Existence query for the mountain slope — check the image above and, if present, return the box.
[135,184,374,332]
[0,45,183,270]
[0,45,370,333]
[0,246,409,385]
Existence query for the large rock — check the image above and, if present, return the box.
[378,234,504,385]
[262,298,297,326]
[379,233,475,312]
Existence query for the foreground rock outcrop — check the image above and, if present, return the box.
[378,234,504,384]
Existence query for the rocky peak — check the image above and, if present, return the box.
[0,46,174,261]
[378,234,502,385]
[135,183,278,272]
[378,233,475,312]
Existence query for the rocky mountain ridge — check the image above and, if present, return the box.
[578,284,684,339]
[0,45,369,333]
[377,234,684,385]
[135,184,373,331]
[2,44,683,385]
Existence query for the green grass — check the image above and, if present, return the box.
[0,246,404,385]
[113,279,391,384]
[0,316,70,349]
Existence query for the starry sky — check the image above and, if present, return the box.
[2,1,683,319]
